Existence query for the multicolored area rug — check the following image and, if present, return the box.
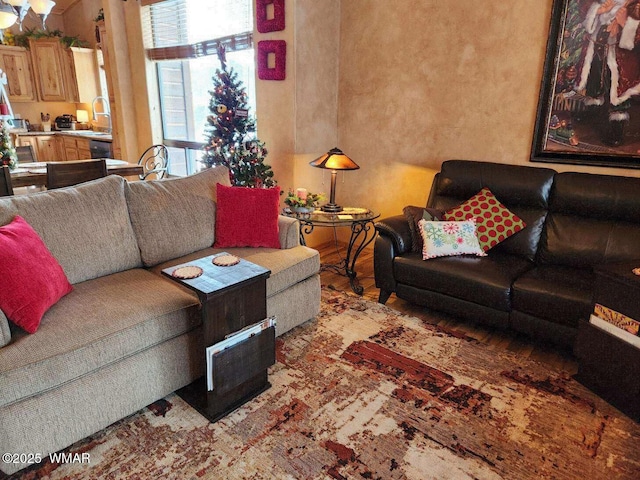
[7,287,640,479]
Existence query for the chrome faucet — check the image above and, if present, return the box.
[91,96,112,133]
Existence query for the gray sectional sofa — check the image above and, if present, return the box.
[0,166,321,475]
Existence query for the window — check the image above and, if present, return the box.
[142,0,255,176]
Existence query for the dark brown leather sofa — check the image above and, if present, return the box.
[374,160,640,349]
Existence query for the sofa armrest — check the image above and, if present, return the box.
[278,215,300,249]
[375,215,412,256]
[0,310,11,348]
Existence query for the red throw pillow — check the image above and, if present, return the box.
[214,184,281,248]
[443,187,526,252]
[0,216,73,333]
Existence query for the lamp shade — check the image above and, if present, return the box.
[76,109,89,123]
[309,147,359,212]
[309,147,359,171]
[0,4,18,29]
[30,0,55,15]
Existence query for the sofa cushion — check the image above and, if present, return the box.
[394,251,532,312]
[0,175,142,285]
[125,166,231,267]
[150,245,320,298]
[511,266,594,328]
[0,269,200,407]
[0,216,73,333]
[419,219,485,259]
[443,187,526,252]
[403,206,443,253]
[214,184,281,248]
[539,172,640,268]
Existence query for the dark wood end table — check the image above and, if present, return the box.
[574,261,640,422]
[162,253,274,422]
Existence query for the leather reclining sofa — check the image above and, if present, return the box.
[374,160,640,349]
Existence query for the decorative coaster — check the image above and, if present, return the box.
[172,266,203,279]
[213,254,240,267]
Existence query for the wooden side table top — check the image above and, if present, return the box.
[161,252,270,302]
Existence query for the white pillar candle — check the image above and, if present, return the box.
[296,188,308,200]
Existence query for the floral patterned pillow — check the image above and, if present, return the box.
[443,187,526,252]
[418,219,486,260]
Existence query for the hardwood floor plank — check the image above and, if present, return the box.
[314,241,578,373]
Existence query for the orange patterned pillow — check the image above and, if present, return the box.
[443,187,526,252]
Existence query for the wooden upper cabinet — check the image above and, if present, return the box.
[29,39,67,102]
[28,39,101,103]
[0,46,36,102]
[64,47,100,103]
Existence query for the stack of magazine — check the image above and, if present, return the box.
[206,316,276,391]
[590,304,640,348]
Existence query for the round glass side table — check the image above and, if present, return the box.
[282,207,380,295]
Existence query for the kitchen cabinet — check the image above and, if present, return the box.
[29,39,67,102]
[63,47,100,103]
[35,135,62,162]
[28,39,100,103]
[14,135,38,159]
[16,134,62,162]
[62,135,92,161]
[0,45,36,102]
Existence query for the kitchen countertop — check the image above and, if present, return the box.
[13,131,113,142]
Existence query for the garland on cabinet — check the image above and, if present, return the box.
[7,28,89,49]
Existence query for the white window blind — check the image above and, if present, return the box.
[142,0,256,176]
[142,0,253,60]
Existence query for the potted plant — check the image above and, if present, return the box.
[284,188,324,213]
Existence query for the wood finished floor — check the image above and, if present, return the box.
[315,241,579,375]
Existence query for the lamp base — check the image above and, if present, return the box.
[321,203,343,213]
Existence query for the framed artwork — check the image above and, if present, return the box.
[257,40,286,80]
[256,0,285,33]
[531,0,640,169]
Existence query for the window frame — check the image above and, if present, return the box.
[143,0,255,176]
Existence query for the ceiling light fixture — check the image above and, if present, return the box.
[28,0,55,29]
[4,0,29,30]
[0,3,18,30]
[0,0,56,33]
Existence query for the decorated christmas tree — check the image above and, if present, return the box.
[201,45,276,188]
[0,120,17,171]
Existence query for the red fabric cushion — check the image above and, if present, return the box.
[443,187,526,252]
[214,184,281,248]
[0,216,73,333]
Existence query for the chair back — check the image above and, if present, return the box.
[46,159,108,189]
[16,145,36,163]
[0,165,13,196]
[137,144,168,180]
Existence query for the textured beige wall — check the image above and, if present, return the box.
[255,0,297,196]
[59,0,101,48]
[291,0,341,246]
[336,0,640,222]
[256,0,341,246]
